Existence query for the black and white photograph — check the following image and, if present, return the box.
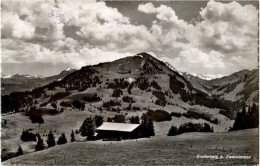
[1,0,259,165]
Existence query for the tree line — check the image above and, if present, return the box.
[168,122,213,136]
[231,103,258,131]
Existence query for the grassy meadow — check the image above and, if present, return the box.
[2,128,258,165]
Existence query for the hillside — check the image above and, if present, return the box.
[2,129,258,165]
[2,52,234,118]
[182,69,259,118]
[3,53,257,118]
[1,68,76,95]
[184,69,258,102]
[209,69,258,103]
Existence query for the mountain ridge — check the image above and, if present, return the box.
[1,68,77,95]
[1,52,258,157]
[1,52,258,120]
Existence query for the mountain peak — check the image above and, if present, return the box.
[136,52,155,59]
[137,52,150,56]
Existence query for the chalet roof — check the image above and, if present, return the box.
[96,122,140,132]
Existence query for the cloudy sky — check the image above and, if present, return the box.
[1,0,259,76]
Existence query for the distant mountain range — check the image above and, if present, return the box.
[182,69,258,103]
[182,72,224,81]
[163,62,224,80]
[1,68,76,95]
[1,52,258,121]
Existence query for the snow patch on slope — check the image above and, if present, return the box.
[138,54,143,58]
[1,74,12,79]
[125,78,136,84]
[190,73,224,80]
[164,62,177,72]
[163,61,224,80]
[2,74,44,79]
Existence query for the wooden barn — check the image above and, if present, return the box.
[96,122,142,140]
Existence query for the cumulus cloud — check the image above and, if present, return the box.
[138,3,191,37]
[77,22,155,52]
[160,48,226,75]
[138,0,258,74]
[189,0,258,54]
[1,1,141,70]
[179,48,225,70]
[1,0,258,76]
[2,12,35,39]
[1,38,132,71]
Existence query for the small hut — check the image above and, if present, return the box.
[96,122,142,140]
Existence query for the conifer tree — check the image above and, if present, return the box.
[17,146,23,155]
[167,125,178,136]
[203,123,212,132]
[4,120,7,126]
[130,116,135,124]
[94,115,104,127]
[35,134,44,151]
[135,116,140,124]
[71,130,76,142]
[80,117,96,137]
[250,103,259,128]
[57,133,67,145]
[241,107,247,129]
[141,115,147,126]
[130,116,140,124]
[146,118,155,136]
[231,104,259,131]
[46,130,56,147]
[141,116,154,137]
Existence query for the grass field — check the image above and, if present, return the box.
[1,108,232,155]
[2,128,258,165]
